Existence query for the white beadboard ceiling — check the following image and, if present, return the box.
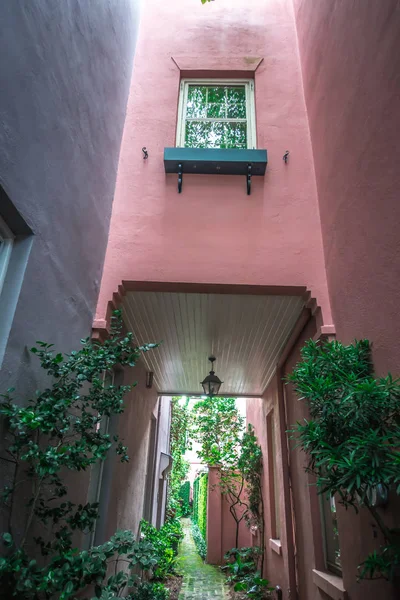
[122,291,304,396]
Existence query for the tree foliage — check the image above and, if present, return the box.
[238,424,265,572]
[192,397,244,470]
[0,311,167,599]
[167,397,191,516]
[287,339,400,582]
[192,398,248,548]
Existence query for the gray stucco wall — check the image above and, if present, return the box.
[0,0,140,394]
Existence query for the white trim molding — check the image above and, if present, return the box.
[0,216,14,297]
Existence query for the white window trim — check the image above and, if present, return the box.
[176,78,257,149]
[0,216,14,297]
[87,370,114,548]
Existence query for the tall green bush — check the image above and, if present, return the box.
[193,476,200,524]
[167,397,190,516]
[288,339,400,582]
[179,481,191,517]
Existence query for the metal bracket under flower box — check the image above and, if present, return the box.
[164,147,268,195]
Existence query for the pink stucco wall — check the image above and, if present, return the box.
[99,360,159,542]
[207,466,252,565]
[293,0,400,376]
[95,0,331,327]
[291,2,400,598]
[246,378,293,594]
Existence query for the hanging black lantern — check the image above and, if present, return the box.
[200,355,223,397]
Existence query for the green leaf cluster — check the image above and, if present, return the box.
[223,547,272,599]
[192,397,244,470]
[0,311,160,598]
[167,397,191,517]
[0,528,165,599]
[233,573,273,599]
[287,338,400,581]
[192,472,208,543]
[179,481,191,517]
[140,519,183,580]
[238,425,264,534]
[191,523,207,560]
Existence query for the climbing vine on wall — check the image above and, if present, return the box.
[238,424,265,573]
[198,473,208,541]
[167,397,191,516]
[192,472,208,558]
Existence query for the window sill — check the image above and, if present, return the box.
[164,147,267,194]
[312,569,347,600]
[269,538,282,556]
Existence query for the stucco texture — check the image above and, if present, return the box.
[293,0,400,376]
[96,0,331,327]
[0,0,140,551]
[96,360,159,543]
[246,378,293,595]
[207,466,252,565]
[0,0,139,394]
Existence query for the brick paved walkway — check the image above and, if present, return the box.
[178,519,228,599]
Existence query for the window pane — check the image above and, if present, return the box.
[321,493,341,573]
[226,87,246,119]
[186,86,207,118]
[224,122,247,149]
[207,87,226,118]
[185,121,247,149]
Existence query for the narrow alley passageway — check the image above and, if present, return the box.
[178,519,228,599]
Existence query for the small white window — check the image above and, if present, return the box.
[320,493,341,575]
[0,216,13,296]
[176,79,256,149]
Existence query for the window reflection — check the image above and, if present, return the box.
[185,85,247,149]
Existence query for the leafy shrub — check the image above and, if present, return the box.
[233,573,273,599]
[133,581,170,600]
[140,519,183,580]
[167,398,191,516]
[179,481,191,517]
[0,529,161,600]
[287,339,400,581]
[191,523,206,560]
[192,472,208,543]
[0,312,158,599]
[222,547,261,583]
[222,547,273,598]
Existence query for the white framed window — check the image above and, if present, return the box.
[320,493,341,575]
[0,216,14,296]
[176,79,257,149]
[87,369,114,548]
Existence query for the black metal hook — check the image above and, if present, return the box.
[142,147,148,160]
[283,150,289,164]
[178,164,183,193]
[247,164,252,195]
